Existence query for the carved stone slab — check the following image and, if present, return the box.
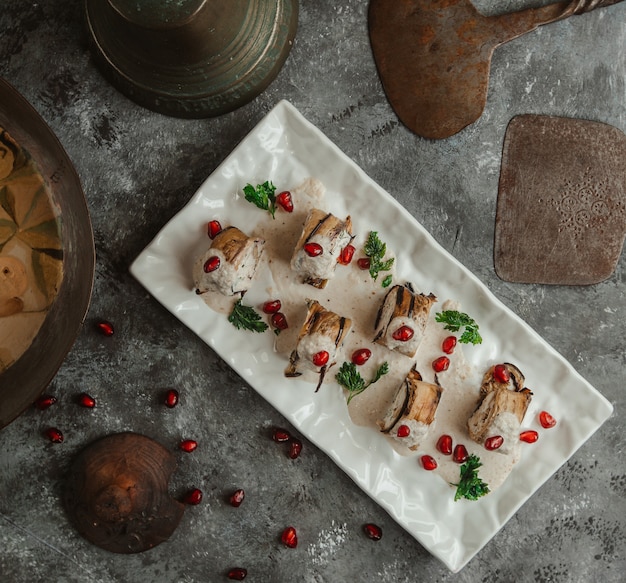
[494,115,626,285]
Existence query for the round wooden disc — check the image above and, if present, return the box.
[64,432,185,553]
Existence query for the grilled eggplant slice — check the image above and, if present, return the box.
[285,300,352,391]
[373,283,437,357]
[193,226,265,296]
[468,363,532,454]
[290,208,353,288]
[379,366,442,450]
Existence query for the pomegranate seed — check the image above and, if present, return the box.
[281,526,298,548]
[227,567,248,580]
[229,488,245,507]
[363,523,382,541]
[396,424,410,438]
[338,244,355,265]
[35,394,57,410]
[312,350,330,367]
[392,325,414,342]
[453,444,469,463]
[45,427,64,443]
[271,312,288,330]
[77,392,96,408]
[164,389,179,408]
[303,242,323,257]
[484,435,504,451]
[421,455,438,470]
[357,257,371,270]
[442,336,457,354]
[520,430,539,443]
[539,410,557,429]
[203,256,220,273]
[276,190,294,212]
[351,348,371,366]
[95,320,114,336]
[493,364,510,383]
[288,439,302,459]
[179,439,198,453]
[437,434,453,455]
[207,220,222,239]
[262,299,282,314]
[183,488,203,505]
[432,356,450,373]
[272,428,291,443]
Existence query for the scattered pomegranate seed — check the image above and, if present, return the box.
[207,220,222,239]
[45,427,64,443]
[539,410,557,429]
[35,394,57,410]
[312,350,330,367]
[95,320,114,336]
[337,244,355,265]
[229,488,245,507]
[396,424,410,438]
[164,389,179,408]
[453,444,469,463]
[392,325,414,342]
[272,427,291,443]
[357,257,371,270]
[363,523,383,541]
[288,439,302,459]
[484,435,504,451]
[281,526,298,548]
[303,242,323,257]
[77,392,96,408]
[227,567,248,580]
[276,191,294,212]
[262,299,282,314]
[179,439,198,453]
[432,356,450,373]
[421,455,438,470]
[351,348,372,366]
[493,364,510,383]
[437,434,453,455]
[271,312,289,331]
[442,336,457,354]
[183,488,203,505]
[520,430,539,443]
[203,256,220,273]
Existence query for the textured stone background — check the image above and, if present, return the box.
[1,1,625,582]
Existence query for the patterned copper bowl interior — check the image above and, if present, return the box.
[0,78,95,429]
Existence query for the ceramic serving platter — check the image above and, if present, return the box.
[130,100,613,572]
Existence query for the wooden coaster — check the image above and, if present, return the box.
[494,115,626,285]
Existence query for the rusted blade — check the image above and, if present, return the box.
[494,115,626,285]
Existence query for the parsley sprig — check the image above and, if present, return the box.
[228,299,268,333]
[435,310,482,345]
[364,231,394,286]
[243,181,277,218]
[335,361,389,404]
[453,454,490,501]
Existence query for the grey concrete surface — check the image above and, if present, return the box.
[1,1,625,582]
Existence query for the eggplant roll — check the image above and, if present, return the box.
[379,367,442,450]
[468,363,532,454]
[290,209,353,289]
[285,300,352,390]
[373,283,437,357]
[193,226,265,296]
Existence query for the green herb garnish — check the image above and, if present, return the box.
[435,310,482,345]
[228,299,269,333]
[335,361,389,404]
[453,454,490,501]
[243,181,277,218]
[364,231,394,285]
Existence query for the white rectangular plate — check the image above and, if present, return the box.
[130,100,613,572]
